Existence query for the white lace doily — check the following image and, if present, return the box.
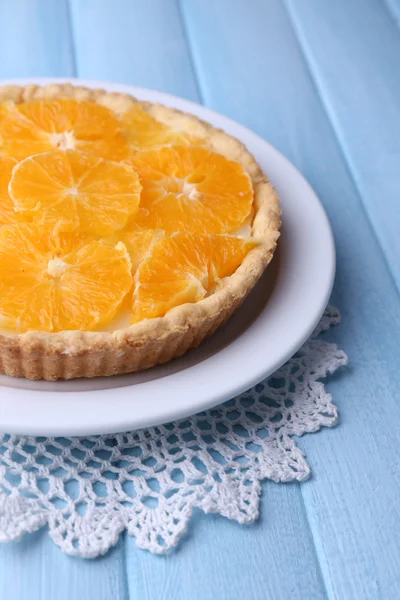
[0,306,347,557]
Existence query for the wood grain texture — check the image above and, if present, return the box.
[0,0,399,598]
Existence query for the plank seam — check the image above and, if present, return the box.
[65,0,78,77]
[296,480,331,600]
[282,0,400,304]
[383,0,400,30]
[177,0,205,104]
[121,533,131,600]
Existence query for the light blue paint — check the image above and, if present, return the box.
[285,0,400,290]
[0,0,399,598]
[69,0,200,100]
[0,0,74,77]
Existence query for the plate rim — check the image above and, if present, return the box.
[0,77,335,436]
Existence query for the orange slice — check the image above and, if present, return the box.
[0,98,130,161]
[0,157,25,226]
[121,103,197,150]
[104,225,162,273]
[0,101,13,137]
[9,149,142,235]
[131,232,256,323]
[130,145,253,234]
[121,226,162,272]
[0,223,132,332]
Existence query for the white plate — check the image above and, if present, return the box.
[0,78,335,437]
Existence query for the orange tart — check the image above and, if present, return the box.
[0,84,280,380]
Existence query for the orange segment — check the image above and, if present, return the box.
[104,225,162,273]
[120,226,162,272]
[121,103,198,150]
[130,145,253,234]
[0,223,132,332]
[0,98,130,161]
[9,149,142,235]
[131,232,256,323]
[0,101,14,139]
[0,157,26,226]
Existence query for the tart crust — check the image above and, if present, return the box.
[0,84,281,380]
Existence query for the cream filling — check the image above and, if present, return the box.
[231,217,251,239]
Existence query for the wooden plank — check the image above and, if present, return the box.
[284,0,400,289]
[0,531,128,600]
[69,0,199,100]
[125,483,327,600]
[180,0,400,598]
[0,0,74,78]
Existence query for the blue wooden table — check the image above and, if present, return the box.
[1,1,400,598]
